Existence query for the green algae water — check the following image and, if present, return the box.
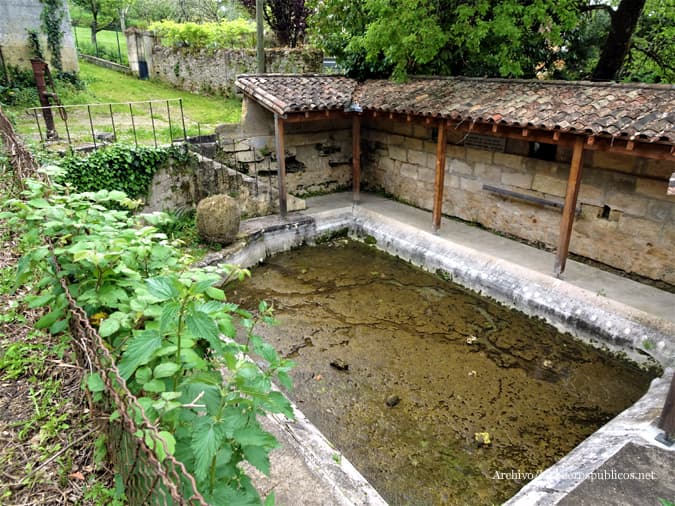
[233,239,655,505]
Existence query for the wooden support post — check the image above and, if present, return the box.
[554,136,584,276]
[352,114,361,203]
[657,372,675,445]
[432,121,447,232]
[274,114,287,217]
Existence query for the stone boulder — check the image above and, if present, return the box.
[196,194,240,244]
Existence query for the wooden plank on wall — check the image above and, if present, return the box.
[274,113,287,217]
[352,114,361,203]
[432,121,447,231]
[554,136,584,276]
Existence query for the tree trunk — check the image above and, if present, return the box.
[119,7,127,32]
[90,20,97,47]
[591,0,646,80]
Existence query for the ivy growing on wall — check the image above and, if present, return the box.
[39,0,65,72]
[59,144,194,199]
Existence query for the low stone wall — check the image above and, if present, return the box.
[143,152,305,216]
[150,46,323,96]
[362,118,675,284]
[79,54,131,74]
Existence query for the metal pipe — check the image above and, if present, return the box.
[129,103,138,147]
[87,105,97,149]
[149,102,157,148]
[109,104,117,142]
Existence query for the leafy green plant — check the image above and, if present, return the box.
[149,19,256,50]
[2,169,294,504]
[58,144,192,199]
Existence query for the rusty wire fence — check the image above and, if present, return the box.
[52,250,208,505]
[26,98,191,151]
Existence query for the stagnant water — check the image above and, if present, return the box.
[232,239,655,505]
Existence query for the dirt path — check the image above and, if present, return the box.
[0,218,114,504]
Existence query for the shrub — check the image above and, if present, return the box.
[2,169,294,504]
[149,19,256,50]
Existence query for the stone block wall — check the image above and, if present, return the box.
[147,45,323,96]
[362,118,675,284]
[143,153,305,217]
[214,98,353,196]
[0,0,78,73]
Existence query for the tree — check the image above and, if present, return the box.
[589,0,646,80]
[70,0,119,45]
[240,0,309,47]
[306,0,671,83]
[620,0,675,82]
[307,0,579,80]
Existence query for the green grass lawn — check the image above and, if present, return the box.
[74,26,127,64]
[6,60,241,147]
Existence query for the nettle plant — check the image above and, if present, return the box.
[2,168,294,505]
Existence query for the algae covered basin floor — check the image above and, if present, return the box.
[232,239,655,505]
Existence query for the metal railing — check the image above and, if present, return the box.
[26,98,188,150]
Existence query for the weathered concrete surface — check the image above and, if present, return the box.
[246,407,387,506]
[556,443,675,506]
[0,0,78,73]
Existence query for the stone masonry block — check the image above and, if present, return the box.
[646,200,673,222]
[448,158,473,175]
[578,183,605,206]
[640,159,675,179]
[501,171,533,189]
[474,163,502,183]
[400,162,419,179]
[444,174,460,189]
[460,177,483,193]
[617,215,663,242]
[493,152,525,171]
[635,177,670,200]
[606,193,649,217]
[592,151,638,173]
[379,157,395,172]
[532,173,567,197]
[466,148,493,164]
[408,149,427,166]
[446,144,466,160]
[413,125,431,138]
[404,137,424,151]
[389,145,407,162]
[418,166,436,183]
[388,134,405,146]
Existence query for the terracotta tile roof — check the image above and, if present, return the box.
[236,74,358,116]
[235,75,675,144]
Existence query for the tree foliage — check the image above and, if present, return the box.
[240,0,309,47]
[307,0,674,83]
